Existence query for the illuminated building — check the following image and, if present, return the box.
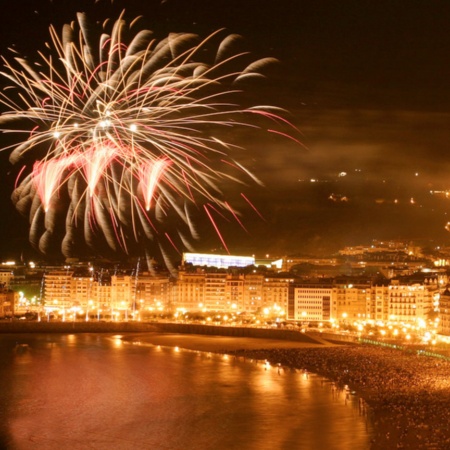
[96,281,112,313]
[175,270,264,313]
[204,272,227,310]
[182,252,255,269]
[72,274,95,307]
[242,273,264,312]
[262,275,294,314]
[387,281,434,323]
[333,278,372,322]
[176,270,205,311]
[369,284,390,321]
[0,286,15,318]
[44,269,74,309]
[288,277,434,324]
[282,256,338,272]
[110,275,133,314]
[134,273,172,312]
[438,288,450,335]
[0,270,13,289]
[38,264,438,323]
[225,273,245,310]
[288,282,332,321]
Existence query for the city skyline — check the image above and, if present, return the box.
[1,0,450,263]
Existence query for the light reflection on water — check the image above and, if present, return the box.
[0,334,373,449]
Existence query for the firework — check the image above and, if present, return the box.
[0,11,298,267]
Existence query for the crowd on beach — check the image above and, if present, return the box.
[229,344,450,449]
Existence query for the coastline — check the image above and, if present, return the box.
[125,332,450,450]
[5,322,450,449]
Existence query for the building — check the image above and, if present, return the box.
[0,287,16,318]
[388,281,434,323]
[204,272,227,311]
[175,270,265,313]
[288,282,332,321]
[369,284,390,321]
[43,269,74,310]
[333,278,372,322]
[134,272,172,313]
[262,275,294,315]
[72,273,96,307]
[182,252,255,269]
[110,275,133,316]
[176,270,205,311]
[439,288,450,335]
[287,277,434,325]
[0,270,13,289]
[38,262,440,325]
[242,273,264,312]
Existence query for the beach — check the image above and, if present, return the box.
[126,332,450,450]
[5,321,450,449]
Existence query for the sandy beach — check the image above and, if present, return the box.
[5,321,450,449]
[122,332,333,352]
[126,332,450,450]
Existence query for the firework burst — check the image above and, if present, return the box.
[0,11,299,268]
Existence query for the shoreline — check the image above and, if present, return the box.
[122,332,450,450]
[224,346,450,450]
[0,320,354,345]
[6,323,450,449]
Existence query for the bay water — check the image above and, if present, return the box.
[0,334,373,449]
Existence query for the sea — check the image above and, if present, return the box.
[0,333,373,449]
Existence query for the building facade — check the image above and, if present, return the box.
[36,265,441,325]
[0,287,16,318]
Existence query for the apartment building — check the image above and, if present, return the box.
[262,275,294,314]
[39,265,440,325]
[439,288,450,335]
[134,272,172,311]
[43,269,74,309]
[288,282,333,321]
[0,287,16,318]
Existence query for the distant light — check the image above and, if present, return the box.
[338,172,347,177]
[53,131,61,138]
[130,124,138,132]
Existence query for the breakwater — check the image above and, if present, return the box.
[153,322,324,344]
[0,321,158,334]
[0,320,339,345]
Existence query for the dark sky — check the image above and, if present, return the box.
[1,0,450,260]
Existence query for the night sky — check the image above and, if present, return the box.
[1,0,450,261]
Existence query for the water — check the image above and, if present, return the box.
[0,334,373,449]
